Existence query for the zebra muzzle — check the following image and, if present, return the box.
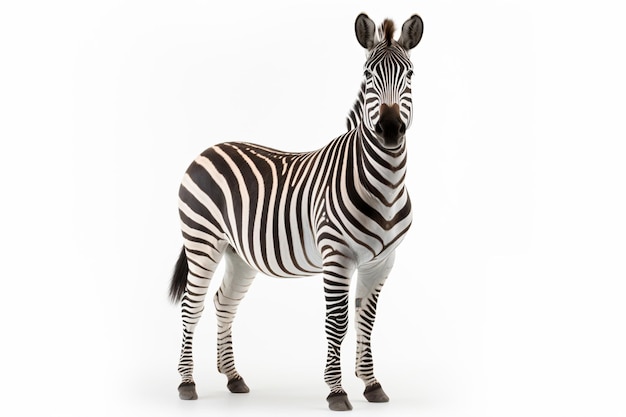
[375,103,406,145]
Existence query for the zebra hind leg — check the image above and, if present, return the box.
[213,246,257,393]
[174,241,227,400]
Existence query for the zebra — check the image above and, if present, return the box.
[169,13,424,411]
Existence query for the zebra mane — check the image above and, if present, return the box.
[379,19,395,46]
[346,80,365,131]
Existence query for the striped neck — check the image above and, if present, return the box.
[355,124,408,206]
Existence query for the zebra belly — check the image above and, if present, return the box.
[230,231,324,278]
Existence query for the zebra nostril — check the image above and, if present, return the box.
[375,122,383,134]
[399,122,406,134]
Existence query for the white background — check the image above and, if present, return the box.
[1,0,625,416]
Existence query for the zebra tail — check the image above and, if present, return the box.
[169,246,188,304]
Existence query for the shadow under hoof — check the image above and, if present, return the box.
[178,382,198,400]
[227,376,250,393]
[363,383,389,403]
[327,391,353,411]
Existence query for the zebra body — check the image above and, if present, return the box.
[181,130,411,278]
[171,13,423,411]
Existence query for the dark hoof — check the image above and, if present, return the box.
[327,391,353,411]
[227,376,250,393]
[363,383,389,403]
[178,382,198,400]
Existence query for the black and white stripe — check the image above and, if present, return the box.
[170,13,423,411]
[346,80,365,131]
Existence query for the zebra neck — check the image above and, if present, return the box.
[354,126,408,207]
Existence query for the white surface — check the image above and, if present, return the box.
[1,1,625,416]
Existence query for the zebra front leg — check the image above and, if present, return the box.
[214,247,256,393]
[175,242,226,400]
[355,252,395,403]
[322,256,356,411]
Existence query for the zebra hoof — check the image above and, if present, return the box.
[363,383,389,403]
[327,391,353,411]
[227,376,250,393]
[178,382,198,400]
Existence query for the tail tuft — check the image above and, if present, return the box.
[169,247,188,303]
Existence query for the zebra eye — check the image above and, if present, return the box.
[364,70,372,79]
[407,70,414,78]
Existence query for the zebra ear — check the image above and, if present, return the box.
[355,13,376,49]
[398,14,424,50]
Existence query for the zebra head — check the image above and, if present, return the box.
[355,14,423,148]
